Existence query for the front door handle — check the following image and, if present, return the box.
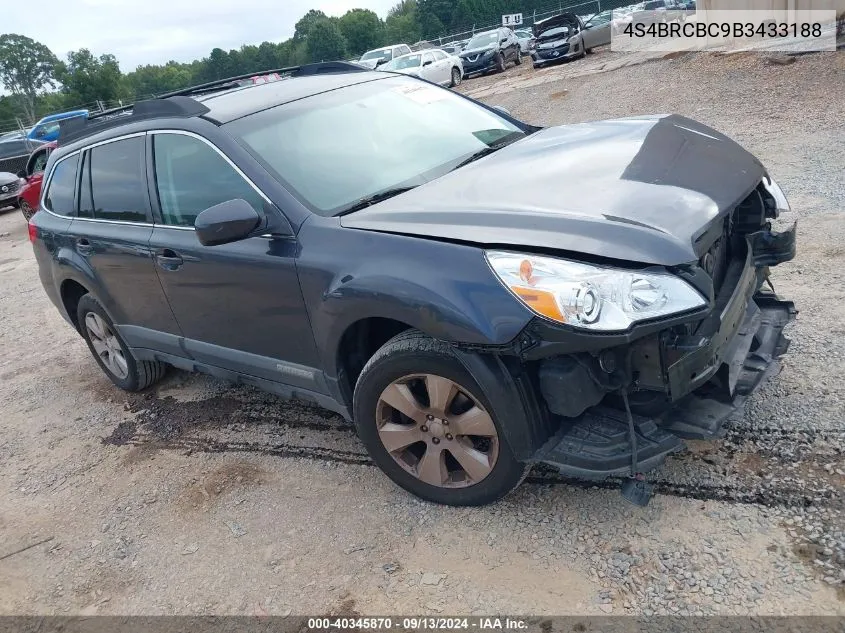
[76,238,93,255]
[154,248,183,271]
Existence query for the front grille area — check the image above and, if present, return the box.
[0,179,20,196]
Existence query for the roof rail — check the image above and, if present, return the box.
[57,61,367,146]
[156,61,368,100]
[58,96,210,146]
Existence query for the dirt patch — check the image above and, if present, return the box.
[178,461,268,512]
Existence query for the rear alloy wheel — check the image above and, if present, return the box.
[450,67,462,87]
[353,330,529,506]
[77,294,166,391]
[20,200,35,221]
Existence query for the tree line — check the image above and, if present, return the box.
[0,0,595,130]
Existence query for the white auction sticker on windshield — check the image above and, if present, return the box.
[393,83,448,104]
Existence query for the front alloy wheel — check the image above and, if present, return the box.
[353,330,529,506]
[376,374,499,487]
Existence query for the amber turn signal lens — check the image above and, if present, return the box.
[511,285,566,323]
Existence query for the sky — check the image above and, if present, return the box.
[4,0,398,72]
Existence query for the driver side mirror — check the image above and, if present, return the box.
[375,58,388,67]
[423,59,433,66]
[500,38,508,44]
[195,198,261,246]
[16,169,27,179]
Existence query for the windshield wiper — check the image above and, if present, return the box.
[451,132,526,172]
[336,186,418,216]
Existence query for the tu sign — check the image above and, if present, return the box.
[502,13,523,26]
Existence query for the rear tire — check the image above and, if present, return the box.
[77,294,166,392]
[450,67,462,87]
[20,200,35,221]
[353,330,529,506]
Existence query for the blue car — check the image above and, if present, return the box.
[27,110,89,142]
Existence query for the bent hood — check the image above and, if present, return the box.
[341,114,766,266]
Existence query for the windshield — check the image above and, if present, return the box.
[466,32,499,49]
[383,54,421,70]
[538,26,570,39]
[361,48,392,62]
[226,76,524,216]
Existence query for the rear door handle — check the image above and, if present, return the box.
[76,238,93,255]
[154,248,183,271]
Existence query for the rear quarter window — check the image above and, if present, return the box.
[44,154,79,216]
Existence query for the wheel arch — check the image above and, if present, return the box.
[336,317,415,408]
[59,278,91,333]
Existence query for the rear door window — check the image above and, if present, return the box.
[44,154,79,216]
[87,136,150,223]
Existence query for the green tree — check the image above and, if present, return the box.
[385,0,422,44]
[338,9,384,56]
[295,9,330,40]
[0,34,58,122]
[54,49,128,108]
[305,19,348,62]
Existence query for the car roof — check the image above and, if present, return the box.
[195,71,386,123]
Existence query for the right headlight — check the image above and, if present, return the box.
[486,251,706,332]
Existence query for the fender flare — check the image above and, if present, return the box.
[451,347,555,461]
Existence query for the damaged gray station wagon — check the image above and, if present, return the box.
[29,62,797,506]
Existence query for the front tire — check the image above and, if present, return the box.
[353,330,529,506]
[77,294,166,391]
[515,49,523,65]
[495,53,506,72]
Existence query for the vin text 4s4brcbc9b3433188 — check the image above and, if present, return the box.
[29,62,796,506]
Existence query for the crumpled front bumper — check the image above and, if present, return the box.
[533,222,798,478]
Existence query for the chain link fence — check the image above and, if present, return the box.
[427,0,638,46]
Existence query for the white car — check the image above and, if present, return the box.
[358,44,413,70]
[379,49,465,88]
[514,29,536,53]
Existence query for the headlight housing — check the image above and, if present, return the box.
[486,251,706,331]
[761,175,790,217]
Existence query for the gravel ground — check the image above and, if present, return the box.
[0,51,843,617]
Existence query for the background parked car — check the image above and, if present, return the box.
[633,0,687,25]
[514,29,537,53]
[381,49,464,87]
[459,28,522,77]
[27,110,89,143]
[0,137,46,175]
[440,42,464,55]
[0,172,22,210]
[532,13,587,67]
[358,44,413,69]
[16,141,56,220]
[580,10,614,52]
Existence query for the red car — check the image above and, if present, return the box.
[17,141,56,220]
